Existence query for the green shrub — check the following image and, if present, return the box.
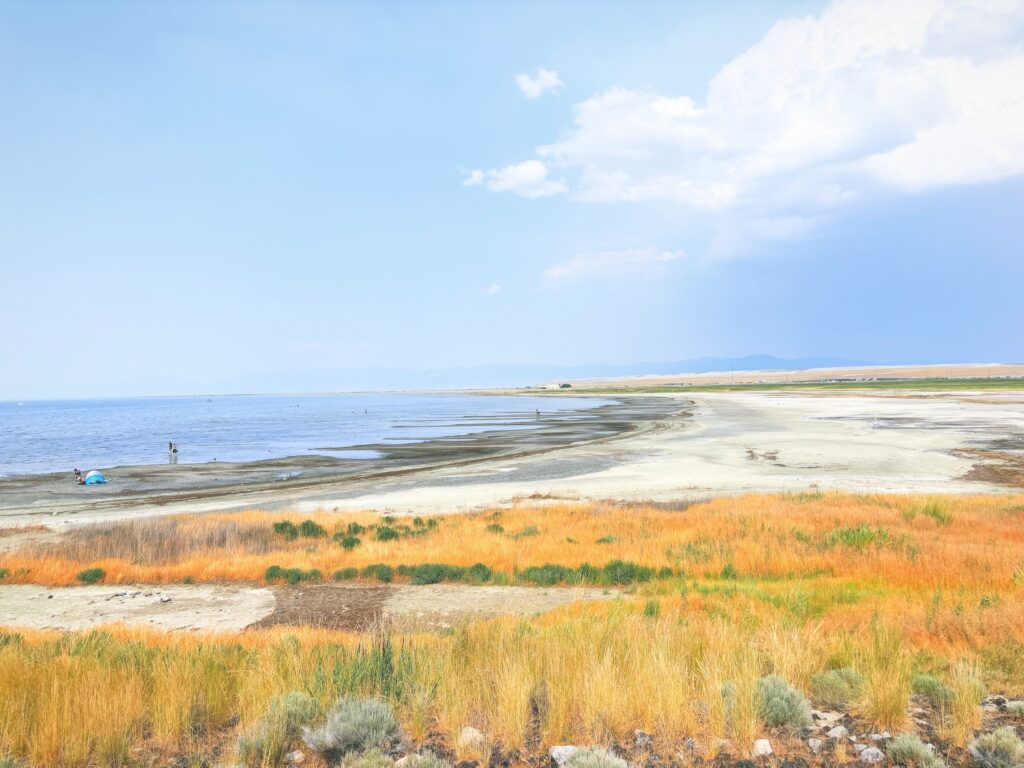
[811,667,864,708]
[720,563,739,579]
[273,521,299,540]
[643,600,660,618]
[346,748,395,768]
[302,697,399,762]
[299,519,327,538]
[375,526,400,542]
[1007,701,1024,716]
[603,559,655,585]
[333,568,359,581]
[657,566,674,579]
[486,523,504,534]
[264,566,322,584]
[467,563,493,582]
[335,534,362,550]
[518,564,576,586]
[347,522,366,535]
[887,732,945,768]
[563,747,628,768]
[0,756,17,768]
[968,727,1024,768]
[361,564,393,583]
[407,564,465,585]
[757,675,812,728]
[76,567,105,584]
[512,525,540,540]
[238,691,320,766]
[0,568,9,581]
[596,535,618,544]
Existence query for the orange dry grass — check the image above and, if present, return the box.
[4,492,1023,588]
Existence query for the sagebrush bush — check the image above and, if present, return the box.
[811,667,864,708]
[302,697,399,762]
[298,520,327,538]
[75,567,105,584]
[1007,701,1024,716]
[417,752,452,768]
[887,733,944,768]
[237,691,320,766]
[345,748,395,768]
[757,675,812,728]
[333,567,359,581]
[563,747,628,768]
[0,756,18,768]
[968,727,1024,768]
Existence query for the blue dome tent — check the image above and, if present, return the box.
[84,470,107,485]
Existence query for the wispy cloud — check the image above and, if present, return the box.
[476,0,1024,247]
[485,282,501,295]
[464,160,567,198]
[543,248,684,284]
[515,67,563,99]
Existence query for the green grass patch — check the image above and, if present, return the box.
[264,566,322,585]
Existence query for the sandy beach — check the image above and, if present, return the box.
[1,388,1022,527]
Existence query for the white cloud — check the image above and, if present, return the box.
[462,169,484,186]
[483,0,1024,237]
[486,282,501,295]
[515,67,563,99]
[474,160,567,198]
[543,248,684,283]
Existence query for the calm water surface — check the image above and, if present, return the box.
[0,393,609,477]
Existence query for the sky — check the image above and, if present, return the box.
[1,0,1023,398]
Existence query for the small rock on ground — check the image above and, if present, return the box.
[753,738,773,757]
[808,738,823,754]
[827,725,849,739]
[860,746,885,764]
[550,746,578,766]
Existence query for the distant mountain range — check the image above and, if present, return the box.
[216,355,866,393]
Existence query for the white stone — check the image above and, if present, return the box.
[860,746,885,764]
[550,746,578,766]
[808,738,823,754]
[827,725,849,739]
[753,739,773,757]
[286,750,305,765]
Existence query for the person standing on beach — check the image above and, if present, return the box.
[171,443,178,464]
[168,442,174,464]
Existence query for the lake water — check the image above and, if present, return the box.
[0,393,609,477]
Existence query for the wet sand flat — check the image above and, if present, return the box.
[1,391,1022,527]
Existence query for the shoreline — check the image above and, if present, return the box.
[0,395,684,527]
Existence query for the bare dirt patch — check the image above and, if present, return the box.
[954,448,1024,488]
[253,583,618,631]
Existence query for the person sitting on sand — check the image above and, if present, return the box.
[73,468,84,485]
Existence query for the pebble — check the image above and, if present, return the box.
[827,726,849,739]
[808,738,823,754]
[753,739,773,757]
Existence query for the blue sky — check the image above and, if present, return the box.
[1,0,1022,398]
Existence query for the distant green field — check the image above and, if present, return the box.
[547,376,1024,394]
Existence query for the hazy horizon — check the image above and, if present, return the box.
[3,0,1022,401]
